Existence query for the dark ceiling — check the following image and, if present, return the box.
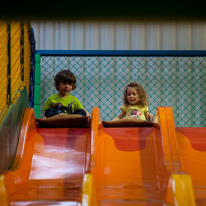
[2,1,206,21]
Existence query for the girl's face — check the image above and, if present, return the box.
[127,87,139,105]
[58,81,73,97]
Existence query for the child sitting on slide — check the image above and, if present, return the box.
[113,82,153,121]
[43,70,89,118]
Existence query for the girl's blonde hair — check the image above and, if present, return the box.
[123,82,148,107]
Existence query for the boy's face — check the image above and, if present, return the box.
[58,81,73,97]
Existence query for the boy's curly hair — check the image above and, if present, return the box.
[54,70,77,91]
[123,82,148,107]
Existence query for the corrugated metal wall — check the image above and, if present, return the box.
[31,21,206,50]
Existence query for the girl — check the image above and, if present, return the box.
[113,82,153,121]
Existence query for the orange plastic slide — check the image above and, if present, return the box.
[90,107,196,206]
[1,106,206,205]
[0,108,91,205]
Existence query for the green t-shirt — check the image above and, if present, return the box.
[43,94,84,113]
[121,105,149,120]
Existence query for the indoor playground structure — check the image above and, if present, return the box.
[1,21,206,206]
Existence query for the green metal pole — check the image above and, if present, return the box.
[34,54,41,118]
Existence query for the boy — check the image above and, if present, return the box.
[43,70,89,118]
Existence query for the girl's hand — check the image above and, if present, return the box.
[146,113,153,122]
[112,110,126,121]
[112,117,120,121]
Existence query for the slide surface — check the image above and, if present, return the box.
[3,108,90,205]
[176,127,206,205]
[92,127,162,206]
